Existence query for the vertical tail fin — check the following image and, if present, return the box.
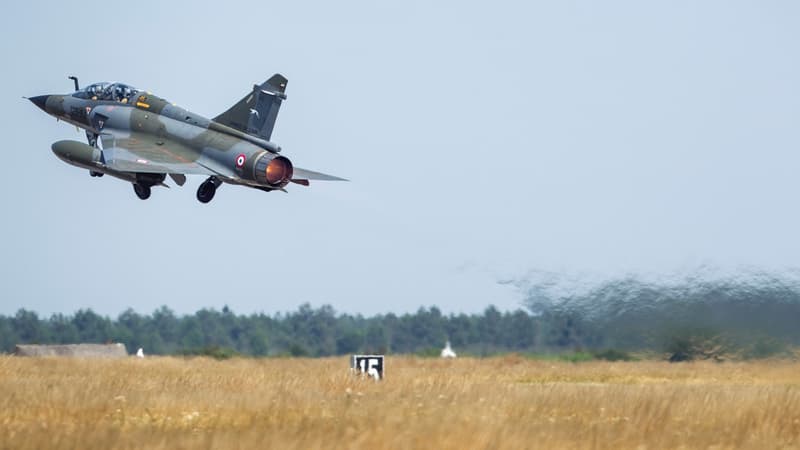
[213,74,288,141]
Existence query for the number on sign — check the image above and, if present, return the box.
[350,355,384,380]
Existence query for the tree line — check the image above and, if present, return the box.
[5,272,800,359]
[0,304,551,357]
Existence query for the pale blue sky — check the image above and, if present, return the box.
[1,1,798,316]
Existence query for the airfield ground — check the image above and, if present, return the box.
[0,356,798,449]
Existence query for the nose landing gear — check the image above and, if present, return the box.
[197,176,221,203]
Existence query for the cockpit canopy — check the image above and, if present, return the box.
[72,82,140,102]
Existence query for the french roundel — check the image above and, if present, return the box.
[235,154,246,168]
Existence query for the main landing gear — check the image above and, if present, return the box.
[127,174,222,202]
[132,173,166,200]
[133,183,151,200]
[197,176,221,203]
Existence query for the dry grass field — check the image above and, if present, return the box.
[1,355,799,449]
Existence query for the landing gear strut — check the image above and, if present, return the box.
[133,183,151,200]
[85,130,98,148]
[86,131,103,178]
[197,176,221,203]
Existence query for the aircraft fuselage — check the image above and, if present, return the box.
[27,75,343,203]
[32,91,287,189]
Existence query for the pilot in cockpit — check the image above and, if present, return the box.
[117,85,130,103]
[86,83,107,101]
[104,84,123,103]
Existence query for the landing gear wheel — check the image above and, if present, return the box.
[90,171,104,178]
[196,178,217,203]
[133,183,151,200]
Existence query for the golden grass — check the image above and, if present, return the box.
[1,355,799,449]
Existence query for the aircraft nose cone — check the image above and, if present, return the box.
[29,95,50,112]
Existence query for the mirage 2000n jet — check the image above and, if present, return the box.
[28,75,346,202]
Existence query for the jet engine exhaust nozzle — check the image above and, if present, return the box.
[255,155,293,188]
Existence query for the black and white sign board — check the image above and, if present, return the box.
[350,354,384,380]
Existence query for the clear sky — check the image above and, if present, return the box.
[1,1,798,317]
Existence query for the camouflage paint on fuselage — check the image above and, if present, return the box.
[30,75,345,202]
[40,86,282,188]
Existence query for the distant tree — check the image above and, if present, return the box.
[364,321,389,354]
[48,313,79,344]
[14,309,47,344]
[0,316,18,352]
[247,328,270,356]
[150,306,179,351]
[445,313,476,348]
[477,306,503,351]
[71,309,114,343]
[503,310,537,350]
[336,329,363,354]
[117,309,146,351]
[178,316,205,350]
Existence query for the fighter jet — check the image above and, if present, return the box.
[28,75,346,203]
